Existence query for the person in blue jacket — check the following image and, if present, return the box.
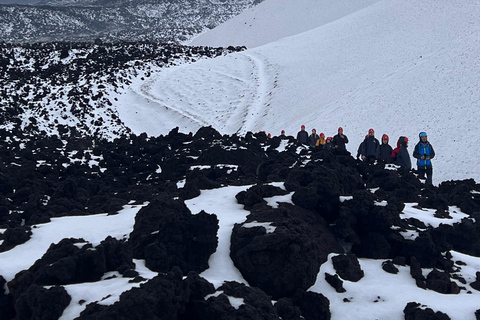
[413,132,435,183]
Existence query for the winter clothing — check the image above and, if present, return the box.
[297,128,308,145]
[316,133,326,148]
[332,129,349,151]
[361,135,380,162]
[356,135,368,159]
[396,136,411,169]
[413,141,435,167]
[376,134,393,163]
[391,138,401,161]
[376,143,393,163]
[325,137,334,150]
[309,133,320,147]
[413,134,435,183]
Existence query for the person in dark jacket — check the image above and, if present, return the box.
[325,137,334,150]
[413,131,435,184]
[279,130,287,139]
[376,134,393,163]
[308,128,320,148]
[296,125,308,145]
[396,136,411,169]
[361,128,379,163]
[332,127,349,151]
[356,135,368,159]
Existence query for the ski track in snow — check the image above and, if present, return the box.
[128,50,277,135]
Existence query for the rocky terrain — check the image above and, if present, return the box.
[1,40,480,319]
[0,41,245,140]
[1,121,480,319]
[0,0,261,43]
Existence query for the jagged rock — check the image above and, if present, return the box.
[236,184,289,209]
[14,284,71,320]
[0,226,32,252]
[291,290,330,320]
[230,203,342,299]
[274,298,303,320]
[188,281,278,320]
[184,272,216,301]
[425,269,460,294]
[365,165,422,203]
[470,272,480,291]
[193,126,223,141]
[97,236,135,276]
[403,302,451,320]
[409,257,427,289]
[332,254,364,282]
[0,276,15,320]
[77,267,189,320]
[291,186,320,211]
[382,260,399,274]
[129,195,219,274]
[325,273,346,293]
[438,179,480,214]
[8,237,134,306]
[353,232,393,259]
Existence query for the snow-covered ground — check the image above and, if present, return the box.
[2,185,480,320]
[116,0,480,185]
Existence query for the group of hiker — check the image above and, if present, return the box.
[293,125,435,184]
[294,125,349,151]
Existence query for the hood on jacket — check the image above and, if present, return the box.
[399,136,408,148]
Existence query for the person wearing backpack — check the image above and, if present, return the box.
[413,132,435,183]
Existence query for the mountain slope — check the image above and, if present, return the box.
[0,0,260,43]
[187,0,382,48]
[119,0,480,184]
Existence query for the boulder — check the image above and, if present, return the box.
[230,204,342,299]
[403,302,451,320]
[129,195,218,274]
[332,254,364,282]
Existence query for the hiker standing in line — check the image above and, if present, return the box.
[332,127,349,151]
[296,125,308,145]
[413,131,435,183]
[396,136,411,169]
[361,128,379,164]
[376,134,393,163]
[309,128,320,148]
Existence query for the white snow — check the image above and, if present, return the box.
[115,0,480,185]
[310,253,480,320]
[402,203,470,228]
[0,203,147,283]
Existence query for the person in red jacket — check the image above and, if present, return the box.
[391,138,401,161]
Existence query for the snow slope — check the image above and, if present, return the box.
[187,0,382,49]
[116,0,480,184]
